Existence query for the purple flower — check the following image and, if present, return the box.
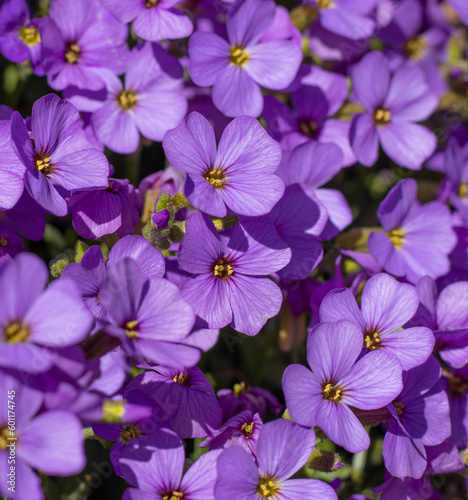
[177,212,291,335]
[0,118,25,211]
[188,0,302,117]
[0,0,44,74]
[102,0,193,42]
[382,356,451,479]
[118,428,221,500]
[0,253,94,373]
[215,419,337,500]
[200,410,263,457]
[276,141,353,239]
[307,0,377,40]
[71,178,139,239]
[0,373,85,500]
[163,112,285,217]
[283,320,403,453]
[40,0,129,91]
[10,94,109,216]
[91,42,188,154]
[62,235,165,321]
[217,382,283,422]
[349,51,438,169]
[268,183,327,280]
[0,227,25,259]
[319,273,434,370]
[367,179,457,284]
[127,364,223,439]
[263,65,355,166]
[99,258,197,368]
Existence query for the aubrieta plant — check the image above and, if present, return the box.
[1,0,468,499]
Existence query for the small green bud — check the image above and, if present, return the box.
[169,222,185,243]
[306,447,343,473]
[211,214,239,231]
[173,192,192,211]
[74,240,89,263]
[49,249,75,278]
[156,193,174,215]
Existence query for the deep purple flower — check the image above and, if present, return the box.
[367,179,457,284]
[319,273,434,370]
[91,42,188,154]
[0,227,25,259]
[126,364,223,439]
[188,0,302,117]
[71,178,139,239]
[119,428,221,500]
[263,71,355,166]
[217,382,283,422]
[0,374,85,500]
[382,356,450,479]
[163,112,284,217]
[306,0,377,40]
[40,0,129,91]
[215,419,337,500]
[10,94,109,216]
[349,51,438,169]
[177,212,291,335]
[276,141,353,239]
[62,235,165,321]
[102,0,193,42]
[267,183,327,280]
[283,320,403,453]
[0,253,94,373]
[200,410,263,457]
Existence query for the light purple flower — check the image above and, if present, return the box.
[0,253,94,373]
[367,179,457,284]
[119,428,221,500]
[319,273,434,370]
[283,320,403,453]
[188,0,302,117]
[10,94,109,216]
[0,373,85,500]
[349,51,438,169]
[177,212,291,335]
[163,112,284,217]
[215,419,337,500]
[91,42,188,154]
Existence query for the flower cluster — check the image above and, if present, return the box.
[1,0,468,499]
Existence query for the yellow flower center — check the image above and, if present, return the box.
[299,119,319,138]
[374,107,391,125]
[447,374,468,396]
[3,321,30,344]
[117,90,138,111]
[204,168,226,189]
[212,259,234,279]
[34,154,53,176]
[257,477,281,497]
[0,237,7,247]
[124,320,139,340]
[146,0,160,7]
[230,46,249,67]
[65,43,81,64]
[364,330,381,350]
[162,492,184,500]
[102,399,127,423]
[19,25,40,46]
[458,182,467,199]
[387,227,405,248]
[234,381,246,396]
[405,37,427,60]
[0,428,13,450]
[240,422,254,438]
[317,0,332,8]
[120,424,142,443]
[393,401,405,416]
[323,382,343,402]
[172,372,188,385]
